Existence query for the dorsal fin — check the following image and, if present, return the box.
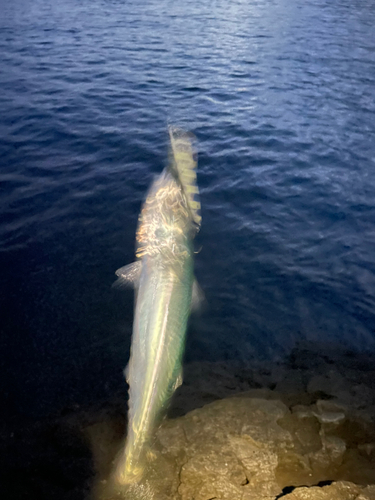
[168,126,202,230]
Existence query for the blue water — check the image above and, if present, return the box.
[1,0,375,419]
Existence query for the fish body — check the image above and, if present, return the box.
[114,128,201,485]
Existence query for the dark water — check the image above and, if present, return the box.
[1,0,375,420]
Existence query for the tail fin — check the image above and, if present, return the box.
[168,126,202,230]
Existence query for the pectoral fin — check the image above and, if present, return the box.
[112,261,142,289]
[191,279,205,312]
[172,369,183,391]
[123,364,129,383]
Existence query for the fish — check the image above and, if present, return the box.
[113,127,201,485]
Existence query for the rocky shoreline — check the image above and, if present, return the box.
[2,342,375,499]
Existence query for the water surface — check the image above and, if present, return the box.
[1,0,375,418]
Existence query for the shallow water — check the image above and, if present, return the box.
[1,0,375,418]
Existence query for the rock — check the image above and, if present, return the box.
[176,397,288,500]
[283,481,374,499]
[3,343,375,499]
[92,392,375,500]
[360,485,375,500]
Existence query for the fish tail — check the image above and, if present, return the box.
[168,126,201,229]
[114,461,144,486]
[114,433,155,486]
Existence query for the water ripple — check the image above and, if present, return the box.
[1,0,375,417]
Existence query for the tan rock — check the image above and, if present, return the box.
[283,481,370,499]
[89,346,375,500]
